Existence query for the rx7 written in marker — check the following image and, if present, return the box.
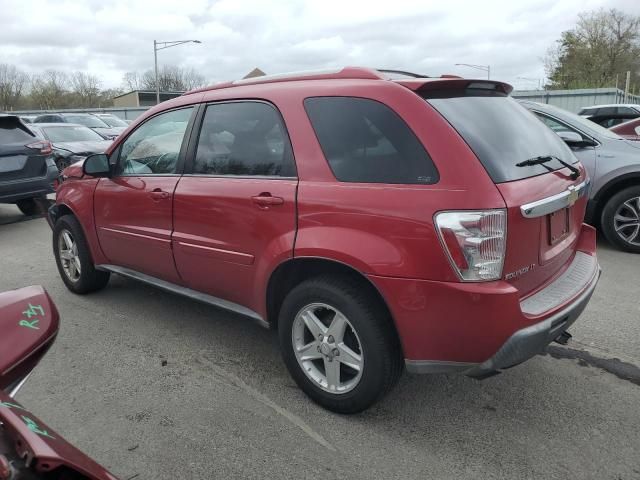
[19,303,45,330]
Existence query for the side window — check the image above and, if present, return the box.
[192,102,296,177]
[535,113,580,135]
[598,107,616,116]
[304,97,438,184]
[617,107,634,115]
[116,107,193,176]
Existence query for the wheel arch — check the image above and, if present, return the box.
[590,172,640,227]
[265,256,405,355]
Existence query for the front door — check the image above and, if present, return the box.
[172,101,298,313]
[94,106,195,283]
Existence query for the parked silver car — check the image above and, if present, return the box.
[521,100,640,253]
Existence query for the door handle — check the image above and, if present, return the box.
[149,188,171,201]
[251,193,284,207]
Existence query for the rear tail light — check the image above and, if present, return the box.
[26,140,52,155]
[435,210,507,281]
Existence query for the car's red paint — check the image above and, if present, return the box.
[53,67,598,369]
[0,391,118,480]
[372,223,597,362]
[0,286,58,392]
[0,286,117,479]
[610,117,640,140]
[173,177,298,315]
[94,176,183,283]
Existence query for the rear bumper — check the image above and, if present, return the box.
[0,165,58,203]
[464,264,599,378]
[368,223,600,376]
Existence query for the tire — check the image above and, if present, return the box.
[54,156,72,172]
[53,215,110,293]
[600,185,640,253]
[16,198,42,216]
[278,275,403,414]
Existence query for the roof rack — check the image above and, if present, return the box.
[377,69,430,79]
[185,67,384,95]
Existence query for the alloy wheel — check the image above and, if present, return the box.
[58,228,81,282]
[613,196,640,246]
[291,303,364,394]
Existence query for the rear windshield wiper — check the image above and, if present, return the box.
[515,155,580,180]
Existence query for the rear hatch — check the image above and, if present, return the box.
[415,81,588,297]
[0,116,48,182]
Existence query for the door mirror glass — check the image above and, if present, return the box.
[83,153,111,177]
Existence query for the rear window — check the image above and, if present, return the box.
[0,117,35,144]
[65,115,109,128]
[99,115,128,127]
[424,93,577,183]
[304,97,438,184]
[43,125,104,142]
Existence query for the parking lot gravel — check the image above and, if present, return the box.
[1,204,639,480]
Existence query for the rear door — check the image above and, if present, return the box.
[172,101,297,311]
[93,106,195,283]
[425,92,588,297]
[0,117,47,184]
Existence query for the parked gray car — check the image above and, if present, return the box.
[521,100,640,252]
[0,115,58,215]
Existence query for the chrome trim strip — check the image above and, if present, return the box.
[97,264,269,328]
[8,372,32,398]
[405,359,478,374]
[520,180,589,218]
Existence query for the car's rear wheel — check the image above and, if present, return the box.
[16,198,42,216]
[601,186,640,253]
[278,275,402,414]
[53,215,110,293]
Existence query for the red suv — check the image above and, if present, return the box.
[49,67,600,413]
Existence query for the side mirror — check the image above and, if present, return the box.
[558,131,597,148]
[0,286,59,397]
[83,153,111,177]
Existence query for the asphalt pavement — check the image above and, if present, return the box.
[0,203,639,480]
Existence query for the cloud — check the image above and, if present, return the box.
[1,0,639,90]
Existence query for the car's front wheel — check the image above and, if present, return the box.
[601,186,640,253]
[53,215,110,293]
[278,275,402,413]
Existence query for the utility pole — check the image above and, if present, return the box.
[624,70,631,103]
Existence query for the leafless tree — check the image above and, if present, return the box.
[29,70,69,109]
[0,64,29,111]
[70,72,102,107]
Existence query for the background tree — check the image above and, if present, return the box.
[69,72,101,107]
[0,64,29,111]
[29,70,69,109]
[138,65,206,91]
[546,8,640,89]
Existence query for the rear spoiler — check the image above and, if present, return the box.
[394,78,513,96]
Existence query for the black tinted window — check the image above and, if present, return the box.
[426,95,576,183]
[193,102,295,177]
[598,107,616,116]
[304,97,438,184]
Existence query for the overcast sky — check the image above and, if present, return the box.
[1,0,639,91]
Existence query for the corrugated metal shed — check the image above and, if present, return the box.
[512,88,640,113]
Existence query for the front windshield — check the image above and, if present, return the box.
[99,116,128,127]
[65,115,109,128]
[43,125,104,142]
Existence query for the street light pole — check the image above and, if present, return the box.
[455,63,491,79]
[154,40,159,105]
[153,39,202,105]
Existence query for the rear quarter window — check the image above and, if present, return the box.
[304,97,438,184]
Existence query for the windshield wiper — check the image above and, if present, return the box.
[515,155,580,180]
